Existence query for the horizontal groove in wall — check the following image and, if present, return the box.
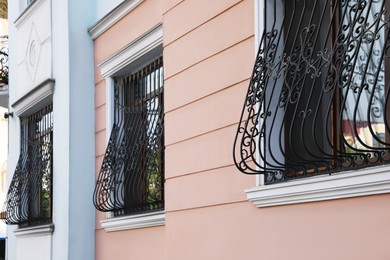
[165,122,237,148]
[165,200,248,214]
[162,0,185,15]
[165,164,235,181]
[163,0,244,46]
[164,36,253,81]
[165,78,249,114]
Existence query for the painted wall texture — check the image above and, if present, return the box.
[0,107,7,239]
[94,1,390,260]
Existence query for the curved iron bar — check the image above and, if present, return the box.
[93,58,164,215]
[234,0,390,183]
[0,46,8,85]
[2,104,53,227]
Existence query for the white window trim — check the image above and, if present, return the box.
[12,78,54,117]
[248,0,390,207]
[247,166,390,207]
[97,23,164,231]
[88,0,145,40]
[99,23,162,138]
[101,210,165,232]
[98,23,163,78]
[14,223,54,238]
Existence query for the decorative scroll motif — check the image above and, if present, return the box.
[2,104,53,227]
[234,0,390,183]
[93,57,164,216]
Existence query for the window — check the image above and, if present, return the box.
[3,104,53,227]
[93,57,164,216]
[234,0,390,184]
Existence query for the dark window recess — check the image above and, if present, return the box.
[2,104,53,227]
[93,57,164,216]
[234,0,390,183]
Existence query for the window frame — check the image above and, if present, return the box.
[109,57,164,217]
[96,24,165,231]
[246,0,390,207]
[3,103,53,228]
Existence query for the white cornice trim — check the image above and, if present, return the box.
[246,166,390,207]
[101,211,165,232]
[14,224,54,238]
[14,0,46,29]
[88,0,144,40]
[12,79,54,117]
[98,24,163,78]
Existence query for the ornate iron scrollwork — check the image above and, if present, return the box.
[0,45,8,86]
[234,0,390,183]
[2,104,53,227]
[93,57,164,215]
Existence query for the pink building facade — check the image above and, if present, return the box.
[91,0,390,259]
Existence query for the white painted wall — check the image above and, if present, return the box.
[51,0,95,259]
[7,0,96,259]
[16,235,51,260]
[11,0,52,105]
[0,107,7,239]
[7,0,22,258]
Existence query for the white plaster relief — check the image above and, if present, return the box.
[25,23,41,81]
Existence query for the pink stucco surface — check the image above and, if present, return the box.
[164,195,390,260]
[96,227,165,260]
[94,0,390,259]
[93,1,166,259]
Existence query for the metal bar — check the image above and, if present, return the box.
[234,0,390,183]
[3,104,53,226]
[94,57,164,215]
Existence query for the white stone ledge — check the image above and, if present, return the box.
[101,210,165,232]
[14,224,54,238]
[246,166,390,207]
[12,78,54,116]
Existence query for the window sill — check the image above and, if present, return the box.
[100,210,165,232]
[14,224,54,238]
[246,166,390,207]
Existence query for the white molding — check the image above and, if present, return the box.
[99,25,164,228]
[12,79,54,116]
[14,0,46,29]
[101,211,165,232]
[249,1,390,208]
[254,0,263,49]
[105,78,114,143]
[14,224,54,238]
[88,0,144,40]
[246,166,390,207]
[98,24,163,78]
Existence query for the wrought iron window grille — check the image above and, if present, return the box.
[2,104,53,227]
[93,57,164,216]
[0,45,8,87]
[234,0,390,184]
